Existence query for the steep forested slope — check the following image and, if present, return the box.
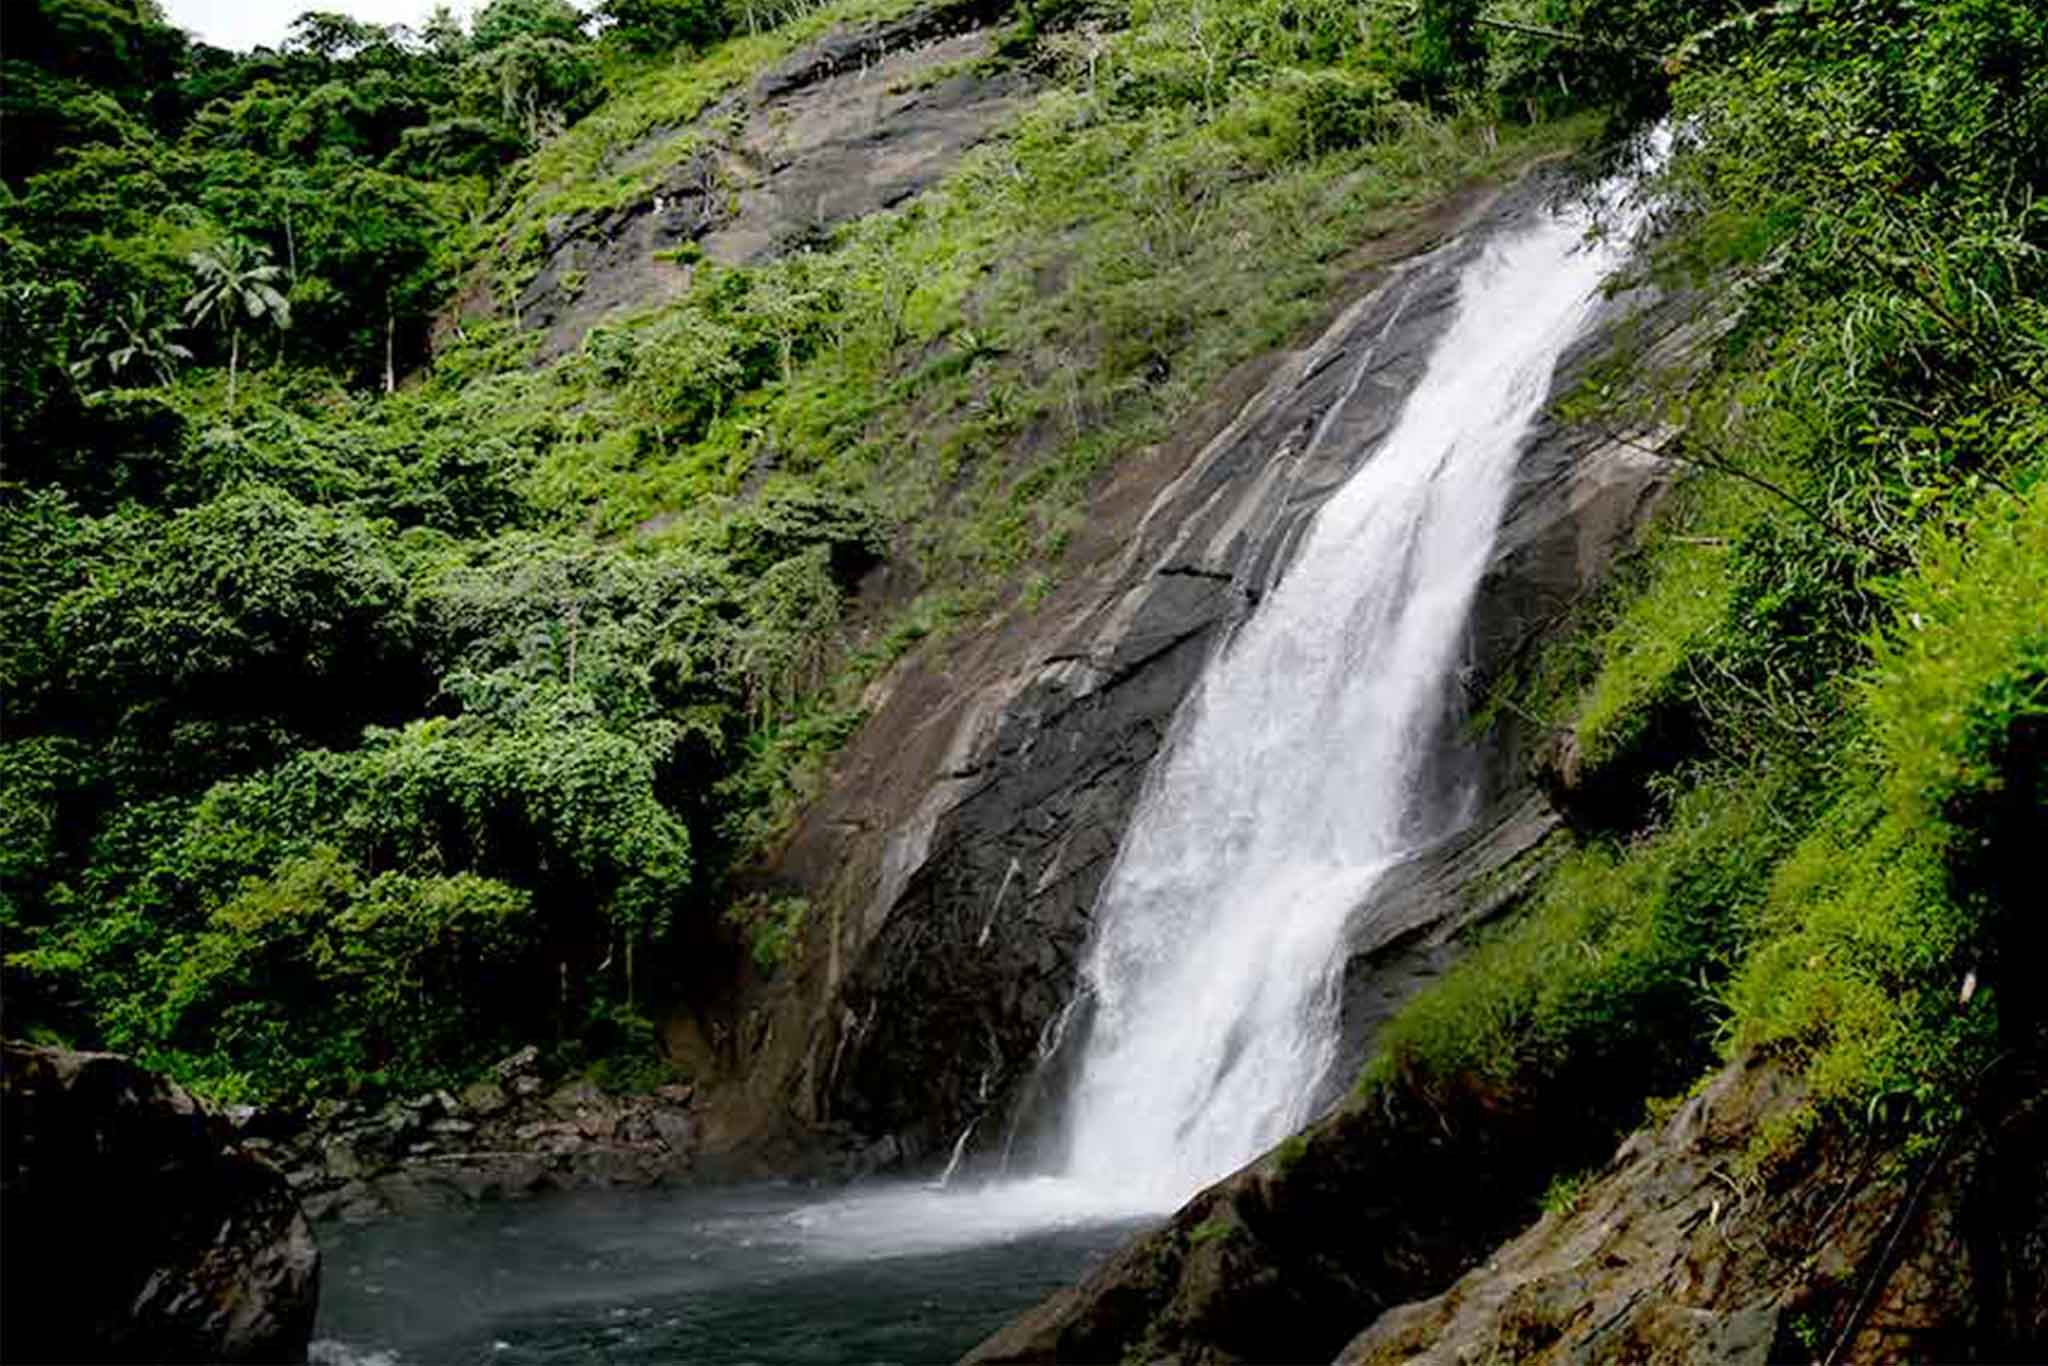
[3,28,2042,1339]
[2,0,1585,1104]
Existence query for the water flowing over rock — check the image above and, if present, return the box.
[1051,154,1659,1206]
[745,144,1702,1185]
[0,1041,321,1364]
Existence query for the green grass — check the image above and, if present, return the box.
[1361,767,1800,1111]
[1726,482,2048,1139]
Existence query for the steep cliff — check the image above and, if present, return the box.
[725,162,1705,1170]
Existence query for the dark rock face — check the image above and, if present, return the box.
[0,1041,320,1364]
[814,200,1488,1161]
[755,168,1707,1168]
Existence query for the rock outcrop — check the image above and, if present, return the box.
[968,1052,2048,1365]
[0,1041,321,1364]
[1338,1054,2048,1365]
[501,0,1030,359]
[966,1067,1617,1364]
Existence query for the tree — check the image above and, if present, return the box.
[460,34,599,145]
[183,237,290,413]
[600,0,731,53]
[69,291,192,389]
[471,0,589,51]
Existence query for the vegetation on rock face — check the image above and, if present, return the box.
[1372,0,2047,1181]
[4,0,2038,1152]
[0,0,1576,1102]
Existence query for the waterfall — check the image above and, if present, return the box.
[1051,158,1657,1209]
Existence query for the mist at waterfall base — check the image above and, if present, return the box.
[315,155,1656,1364]
[311,1181,1145,1365]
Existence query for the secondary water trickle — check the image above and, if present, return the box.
[1052,152,1660,1211]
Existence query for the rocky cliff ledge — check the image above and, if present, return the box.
[0,1041,321,1364]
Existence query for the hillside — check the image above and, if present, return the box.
[3,0,1588,1103]
[3,0,2045,1358]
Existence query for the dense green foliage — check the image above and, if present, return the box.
[1369,0,2047,1165]
[0,0,1577,1100]
[5,0,2039,1137]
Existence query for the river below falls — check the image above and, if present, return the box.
[312,1179,1152,1365]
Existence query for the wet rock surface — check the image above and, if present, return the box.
[269,1046,707,1222]
[1,1041,321,1364]
[740,165,1704,1169]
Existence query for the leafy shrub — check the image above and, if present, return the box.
[1728,485,2048,1133]
[725,892,809,972]
[143,849,539,1101]
[47,486,423,785]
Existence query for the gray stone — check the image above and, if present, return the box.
[651,1111,695,1153]
[458,1079,509,1116]
[320,1139,368,1182]
[492,1044,541,1079]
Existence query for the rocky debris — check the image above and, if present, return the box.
[274,1047,703,1222]
[1337,1055,2048,1365]
[1,1041,320,1364]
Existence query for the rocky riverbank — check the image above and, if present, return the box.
[255,1046,709,1222]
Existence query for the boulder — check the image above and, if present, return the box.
[651,1109,696,1154]
[1,1041,321,1364]
[459,1078,510,1116]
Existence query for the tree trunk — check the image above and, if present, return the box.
[383,299,396,395]
[228,328,240,414]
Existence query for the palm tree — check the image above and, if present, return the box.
[69,292,193,389]
[184,238,292,413]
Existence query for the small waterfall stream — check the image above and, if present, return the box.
[1052,158,1656,1208]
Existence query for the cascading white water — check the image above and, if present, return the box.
[753,150,1661,1262]
[1052,161,1657,1210]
